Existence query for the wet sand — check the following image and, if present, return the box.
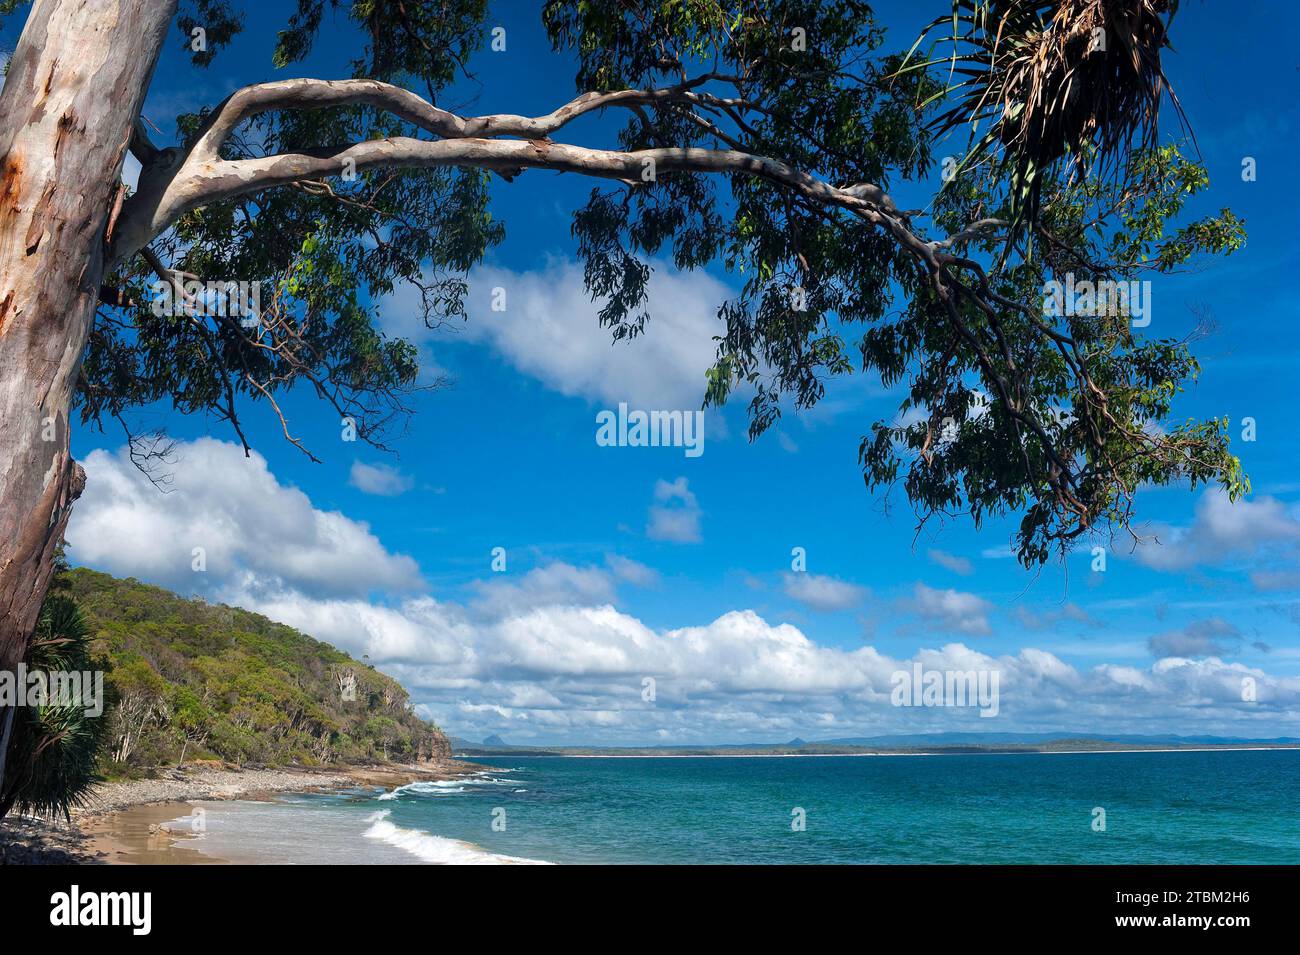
[79,802,228,864]
[3,759,489,864]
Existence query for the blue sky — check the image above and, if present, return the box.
[17,2,1300,743]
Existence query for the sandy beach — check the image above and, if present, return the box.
[0,759,487,864]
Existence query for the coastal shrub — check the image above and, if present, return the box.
[0,595,109,821]
[65,568,444,773]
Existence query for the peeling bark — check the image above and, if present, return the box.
[0,0,176,678]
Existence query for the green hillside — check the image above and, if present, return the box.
[62,567,448,774]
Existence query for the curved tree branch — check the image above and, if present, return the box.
[109,73,1157,554]
[110,76,915,266]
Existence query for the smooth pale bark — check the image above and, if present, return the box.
[0,0,175,681]
[109,75,918,270]
[0,5,913,682]
[0,6,991,698]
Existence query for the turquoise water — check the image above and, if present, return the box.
[178,750,1300,864]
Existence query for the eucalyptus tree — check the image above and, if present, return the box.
[0,0,1245,697]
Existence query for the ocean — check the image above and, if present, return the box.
[166,749,1300,864]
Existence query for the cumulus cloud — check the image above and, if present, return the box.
[1250,569,1300,592]
[241,590,477,666]
[905,583,994,636]
[1132,490,1300,573]
[229,582,1300,745]
[470,562,618,616]
[927,548,974,576]
[349,460,414,497]
[387,258,733,410]
[781,572,869,612]
[70,439,1300,745]
[70,439,424,597]
[1149,618,1243,659]
[605,554,660,588]
[1013,602,1099,632]
[646,476,702,543]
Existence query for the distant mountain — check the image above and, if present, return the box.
[446,731,1300,756]
[448,735,522,752]
[820,733,1300,747]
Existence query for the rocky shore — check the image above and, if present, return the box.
[0,758,486,864]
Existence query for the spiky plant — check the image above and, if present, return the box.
[900,0,1186,245]
[0,595,107,822]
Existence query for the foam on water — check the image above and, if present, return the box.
[362,810,552,865]
[377,782,466,800]
[141,752,1300,864]
[377,776,520,800]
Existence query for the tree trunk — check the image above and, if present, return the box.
[0,703,14,808]
[0,1,175,673]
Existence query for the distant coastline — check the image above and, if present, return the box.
[452,738,1300,759]
[9,747,1299,865]
[531,745,1298,759]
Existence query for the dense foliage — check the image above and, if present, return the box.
[62,567,445,774]
[0,592,107,820]
[67,0,1248,567]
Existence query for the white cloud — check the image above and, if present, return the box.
[387,258,732,410]
[1013,602,1098,632]
[1148,618,1242,659]
[927,548,974,576]
[605,554,660,588]
[242,590,475,666]
[470,562,618,616]
[646,476,702,543]
[70,439,423,598]
[231,582,1300,745]
[349,460,415,497]
[906,583,993,636]
[1251,569,1300,591]
[1044,640,1148,659]
[1132,490,1300,573]
[71,440,1300,746]
[781,572,868,612]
